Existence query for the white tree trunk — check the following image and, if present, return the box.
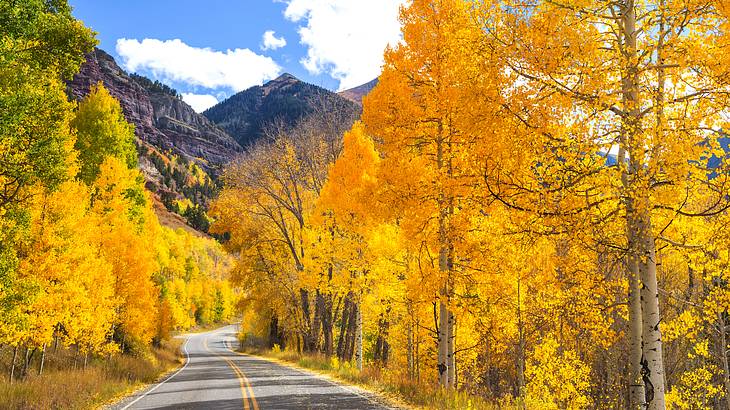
[628,248,645,408]
[640,219,665,409]
[447,310,455,389]
[438,298,449,387]
[620,1,666,406]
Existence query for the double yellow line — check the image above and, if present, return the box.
[205,336,259,410]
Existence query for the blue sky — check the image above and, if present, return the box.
[69,0,406,112]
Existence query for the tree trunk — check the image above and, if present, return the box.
[345,298,358,361]
[639,220,665,409]
[38,344,46,376]
[300,289,313,352]
[620,0,665,407]
[407,305,414,379]
[268,315,285,349]
[9,345,18,384]
[311,290,323,353]
[337,294,351,360]
[628,247,645,408]
[718,311,730,410]
[21,346,36,379]
[438,299,449,388]
[321,292,334,356]
[516,276,525,404]
[355,299,363,371]
[374,312,390,365]
[447,311,455,389]
[415,316,421,382]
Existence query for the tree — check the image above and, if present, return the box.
[90,158,159,348]
[72,82,138,184]
[0,0,95,211]
[476,1,730,407]
[0,0,95,361]
[363,0,498,388]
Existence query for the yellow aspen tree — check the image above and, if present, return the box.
[477,1,730,407]
[91,158,159,348]
[363,0,501,388]
[315,122,382,369]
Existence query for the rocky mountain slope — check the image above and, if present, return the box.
[338,78,378,105]
[67,48,243,231]
[203,73,360,147]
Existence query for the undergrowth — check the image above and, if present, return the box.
[243,346,510,410]
[0,340,182,410]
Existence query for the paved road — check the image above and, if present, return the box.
[111,325,391,410]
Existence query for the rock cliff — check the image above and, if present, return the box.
[68,48,241,175]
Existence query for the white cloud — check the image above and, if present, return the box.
[284,0,406,90]
[181,93,218,112]
[116,38,282,92]
[262,30,287,51]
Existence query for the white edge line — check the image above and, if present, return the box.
[223,337,387,409]
[120,337,190,410]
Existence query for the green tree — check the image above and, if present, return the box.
[0,0,95,353]
[72,83,138,184]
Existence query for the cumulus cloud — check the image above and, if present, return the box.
[116,38,281,92]
[181,93,218,113]
[262,30,287,51]
[284,0,406,90]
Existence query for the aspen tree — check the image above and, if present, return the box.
[363,0,497,388]
[478,1,730,407]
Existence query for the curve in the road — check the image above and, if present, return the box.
[204,334,257,410]
[110,325,391,410]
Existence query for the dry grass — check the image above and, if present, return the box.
[245,347,508,410]
[0,340,183,410]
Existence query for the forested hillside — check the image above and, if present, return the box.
[68,48,242,232]
[0,3,236,406]
[203,73,360,147]
[212,1,730,409]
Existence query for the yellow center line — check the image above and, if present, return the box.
[205,336,250,410]
[226,339,260,410]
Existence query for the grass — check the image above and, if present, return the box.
[242,346,507,410]
[0,340,183,410]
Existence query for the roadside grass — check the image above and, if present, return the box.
[0,339,182,410]
[242,346,507,410]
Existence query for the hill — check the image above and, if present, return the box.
[67,48,243,231]
[203,73,360,146]
[338,78,378,105]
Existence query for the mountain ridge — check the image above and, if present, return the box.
[338,78,378,105]
[203,73,361,147]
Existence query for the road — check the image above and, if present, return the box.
[111,325,392,410]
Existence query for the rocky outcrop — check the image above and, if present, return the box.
[67,48,243,232]
[68,48,241,174]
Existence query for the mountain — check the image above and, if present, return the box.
[338,78,378,105]
[203,73,360,146]
[67,48,243,231]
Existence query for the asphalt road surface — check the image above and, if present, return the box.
[110,325,392,410]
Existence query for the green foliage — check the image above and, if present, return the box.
[183,204,210,232]
[0,42,77,211]
[0,0,95,348]
[72,83,138,184]
[129,73,180,98]
[0,0,96,79]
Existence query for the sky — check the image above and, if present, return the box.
[69,0,406,112]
